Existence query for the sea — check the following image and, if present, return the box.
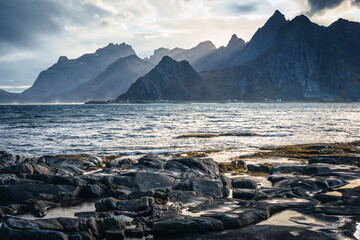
[0,103,359,157]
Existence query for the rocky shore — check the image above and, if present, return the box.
[0,141,359,239]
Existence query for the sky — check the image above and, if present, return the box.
[1,0,360,92]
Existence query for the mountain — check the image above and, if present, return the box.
[147,41,217,72]
[118,56,222,101]
[232,10,288,66]
[57,55,154,102]
[0,89,19,103]
[119,11,360,101]
[21,43,136,102]
[193,34,246,71]
[208,14,360,100]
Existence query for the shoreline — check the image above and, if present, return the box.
[0,141,359,239]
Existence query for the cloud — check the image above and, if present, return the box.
[0,0,110,48]
[233,3,259,13]
[307,0,360,15]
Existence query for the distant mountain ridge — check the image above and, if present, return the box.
[19,43,136,102]
[57,55,154,102]
[118,56,213,101]
[1,10,360,103]
[119,11,360,101]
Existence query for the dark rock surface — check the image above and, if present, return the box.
[0,141,359,239]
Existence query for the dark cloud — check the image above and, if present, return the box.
[0,0,110,48]
[0,0,62,46]
[307,0,360,15]
[233,3,259,13]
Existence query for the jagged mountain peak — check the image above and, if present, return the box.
[95,42,135,55]
[194,41,217,50]
[157,56,191,70]
[264,10,287,27]
[226,34,245,48]
[57,56,69,64]
[291,14,312,25]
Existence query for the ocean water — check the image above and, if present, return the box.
[0,103,359,157]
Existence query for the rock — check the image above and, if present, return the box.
[32,164,51,175]
[105,230,125,239]
[82,184,103,198]
[206,209,270,229]
[54,165,84,176]
[0,164,34,175]
[137,155,165,169]
[232,179,258,189]
[0,183,81,205]
[308,156,360,166]
[304,166,331,175]
[100,176,133,188]
[152,217,223,235]
[0,174,27,185]
[165,158,219,176]
[192,177,224,197]
[155,225,335,240]
[24,200,59,218]
[132,172,175,191]
[95,197,118,211]
[95,197,154,212]
[230,160,247,168]
[233,189,269,200]
[220,175,232,197]
[25,175,86,187]
[0,223,68,240]
[247,164,272,173]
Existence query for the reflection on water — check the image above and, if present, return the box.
[0,103,359,156]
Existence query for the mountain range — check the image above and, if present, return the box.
[1,10,360,103]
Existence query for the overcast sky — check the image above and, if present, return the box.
[1,0,360,92]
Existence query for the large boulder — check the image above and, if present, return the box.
[132,172,175,191]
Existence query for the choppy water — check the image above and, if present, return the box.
[0,103,359,157]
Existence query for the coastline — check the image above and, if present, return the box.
[0,141,359,239]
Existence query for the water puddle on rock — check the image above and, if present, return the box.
[19,202,95,220]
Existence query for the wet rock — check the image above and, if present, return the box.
[204,208,269,230]
[0,183,81,205]
[95,197,154,212]
[233,189,269,200]
[24,200,59,218]
[0,174,28,185]
[152,217,223,235]
[232,178,258,189]
[32,164,51,175]
[304,166,331,175]
[137,155,165,169]
[0,223,68,240]
[230,160,247,168]
[156,225,335,240]
[247,164,272,173]
[132,171,175,191]
[54,165,84,176]
[220,175,232,197]
[165,158,219,176]
[100,176,133,188]
[168,190,209,206]
[193,177,224,197]
[0,164,34,175]
[41,154,103,170]
[82,184,103,198]
[0,151,25,168]
[25,174,86,187]
[105,229,125,239]
[272,176,346,191]
[308,156,360,166]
